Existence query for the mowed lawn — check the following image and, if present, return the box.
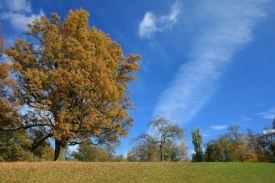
[0,162,274,183]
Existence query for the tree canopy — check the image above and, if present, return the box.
[1,9,140,161]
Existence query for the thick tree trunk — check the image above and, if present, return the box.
[54,137,72,161]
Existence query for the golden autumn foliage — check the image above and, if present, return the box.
[4,9,140,161]
[0,30,54,162]
[0,29,30,162]
[0,62,20,130]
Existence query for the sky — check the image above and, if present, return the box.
[0,0,275,157]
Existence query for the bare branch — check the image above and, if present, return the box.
[0,123,53,131]
[31,133,53,152]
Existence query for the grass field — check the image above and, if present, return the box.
[0,162,274,183]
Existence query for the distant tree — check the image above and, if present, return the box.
[205,126,260,162]
[226,125,246,162]
[261,127,275,162]
[205,135,235,162]
[103,143,117,161]
[127,146,139,162]
[204,139,221,162]
[162,140,188,161]
[246,129,266,162]
[130,117,185,162]
[128,137,188,162]
[127,146,142,162]
[148,117,185,161]
[71,141,108,162]
[226,125,258,162]
[2,9,140,161]
[128,134,159,162]
[272,119,275,130]
[0,129,33,162]
[178,141,189,162]
[110,155,126,162]
[191,127,203,162]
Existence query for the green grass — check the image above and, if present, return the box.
[0,162,274,183]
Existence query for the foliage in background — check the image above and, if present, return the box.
[204,124,275,162]
[71,141,108,162]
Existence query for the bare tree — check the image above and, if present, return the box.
[130,117,185,161]
[149,117,185,161]
[129,134,159,161]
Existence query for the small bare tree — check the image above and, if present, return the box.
[149,117,185,161]
[131,117,185,161]
[129,134,159,161]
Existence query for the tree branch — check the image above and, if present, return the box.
[31,133,53,152]
[0,123,53,131]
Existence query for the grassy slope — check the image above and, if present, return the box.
[0,162,274,183]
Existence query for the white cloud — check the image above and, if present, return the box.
[210,125,227,130]
[258,108,275,119]
[0,0,44,31]
[6,0,31,13]
[241,116,254,122]
[138,12,157,38]
[1,10,44,31]
[138,1,182,38]
[202,131,211,137]
[153,0,268,124]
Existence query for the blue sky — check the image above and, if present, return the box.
[1,0,275,157]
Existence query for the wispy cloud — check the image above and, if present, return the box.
[241,116,254,122]
[202,130,211,137]
[6,0,31,13]
[210,125,227,131]
[0,0,44,31]
[153,0,268,124]
[257,102,265,107]
[258,107,275,119]
[138,1,182,38]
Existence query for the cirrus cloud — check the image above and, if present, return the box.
[210,125,227,130]
[138,1,182,38]
[258,107,275,119]
[0,0,44,31]
[153,0,269,125]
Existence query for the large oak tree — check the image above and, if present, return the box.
[2,9,140,161]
